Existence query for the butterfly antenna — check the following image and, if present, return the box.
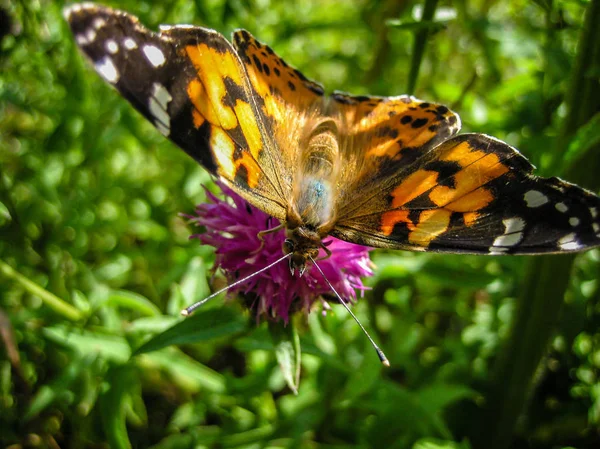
[181,252,292,316]
[309,256,389,367]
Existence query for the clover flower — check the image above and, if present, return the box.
[188,182,374,323]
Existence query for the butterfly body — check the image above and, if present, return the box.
[64,3,600,262]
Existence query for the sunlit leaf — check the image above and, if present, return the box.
[133,307,247,355]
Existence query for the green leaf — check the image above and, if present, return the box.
[138,348,226,393]
[24,357,89,420]
[413,438,472,449]
[271,322,301,395]
[365,383,473,445]
[43,326,131,363]
[128,316,180,334]
[133,307,247,355]
[104,290,162,316]
[100,364,135,449]
[167,256,210,315]
[564,112,600,171]
[415,384,477,415]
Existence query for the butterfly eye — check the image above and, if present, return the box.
[283,239,295,254]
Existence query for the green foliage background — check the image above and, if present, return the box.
[1,0,600,448]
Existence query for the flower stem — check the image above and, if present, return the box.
[0,260,83,321]
[406,0,439,94]
[475,1,600,448]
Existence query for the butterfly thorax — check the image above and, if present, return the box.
[283,119,340,275]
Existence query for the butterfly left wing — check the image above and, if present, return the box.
[332,133,600,254]
[64,4,288,218]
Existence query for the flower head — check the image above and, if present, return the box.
[189,182,374,323]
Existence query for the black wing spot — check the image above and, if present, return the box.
[424,160,461,187]
[252,55,262,72]
[376,126,399,138]
[263,63,270,76]
[419,102,430,108]
[287,81,296,91]
[401,115,412,125]
[332,94,353,104]
[411,118,428,128]
[307,83,324,95]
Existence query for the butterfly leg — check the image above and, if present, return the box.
[254,224,285,253]
[315,242,332,261]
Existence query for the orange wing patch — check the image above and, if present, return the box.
[233,30,324,122]
[185,44,244,129]
[183,43,266,188]
[389,169,439,208]
[381,137,511,241]
[409,209,452,246]
[332,94,461,162]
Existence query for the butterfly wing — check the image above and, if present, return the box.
[332,131,600,254]
[65,4,287,218]
[232,30,325,119]
[231,30,330,196]
[329,93,461,221]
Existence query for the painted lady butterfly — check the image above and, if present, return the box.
[65,3,600,278]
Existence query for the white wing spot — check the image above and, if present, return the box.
[95,56,119,83]
[593,223,600,234]
[488,247,509,255]
[591,207,598,218]
[524,190,549,208]
[558,233,583,251]
[76,34,88,45]
[492,217,526,248]
[105,39,119,54]
[123,38,137,50]
[93,18,106,29]
[155,122,170,136]
[85,28,96,43]
[63,4,83,20]
[569,217,580,227]
[143,45,166,67]
[160,24,197,31]
[148,83,172,136]
[149,97,170,128]
[152,83,172,110]
[555,202,568,213]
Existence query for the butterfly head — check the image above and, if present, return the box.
[283,226,322,276]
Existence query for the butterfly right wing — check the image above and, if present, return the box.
[332,132,600,254]
[64,4,287,219]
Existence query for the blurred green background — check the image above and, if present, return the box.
[1,0,600,448]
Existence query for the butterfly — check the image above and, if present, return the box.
[64,3,600,278]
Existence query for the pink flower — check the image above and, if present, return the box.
[188,182,374,323]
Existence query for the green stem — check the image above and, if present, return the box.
[0,260,83,321]
[406,0,439,94]
[363,0,408,86]
[477,1,600,448]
